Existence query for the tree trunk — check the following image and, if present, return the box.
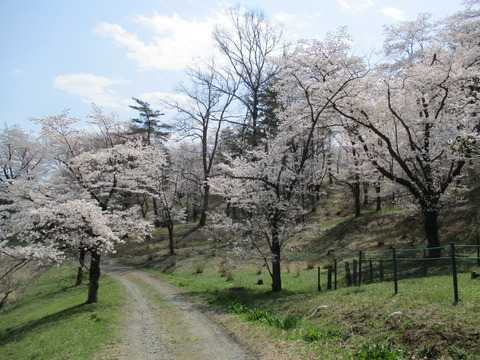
[375,184,382,211]
[86,251,101,304]
[198,183,210,227]
[353,181,361,218]
[193,207,198,223]
[422,208,441,258]
[363,182,369,207]
[75,248,86,286]
[270,226,282,292]
[167,223,175,256]
[153,198,161,228]
[0,290,13,309]
[138,194,149,218]
[226,201,231,217]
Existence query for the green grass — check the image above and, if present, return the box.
[0,265,125,360]
[114,182,480,359]
[121,237,480,360]
[152,267,480,359]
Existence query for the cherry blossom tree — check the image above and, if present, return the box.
[1,179,149,303]
[330,126,371,217]
[212,136,325,292]
[27,110,155,299]
[169,142,204,223]
[114,140,185,256]
[210,30,366,291]
[1,135,154,304]
[0,125,50,306]
[0,124,49,181]
[332,9,479,256]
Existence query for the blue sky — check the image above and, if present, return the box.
[0,0,464,132]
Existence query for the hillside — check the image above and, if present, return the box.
[115,181,480,359]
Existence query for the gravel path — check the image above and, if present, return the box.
[102,258,255,360]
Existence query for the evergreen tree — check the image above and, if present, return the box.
[129,97,170,144]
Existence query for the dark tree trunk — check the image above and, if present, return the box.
[271,247,282,292]
[270,225,282,292]
[198,183,210,227]
[193,207,198,223]
[310,192,317,213]
[86,251,101,304]
[167,222,175,256]
[422,207,441,258]
[153,198,161,227]
[375,184,382,211]
[363,182,369,206]
[138,194,149,218]
[0,290,12,309]
[226,201,231,217]
[75,248,86,286]
[353,181,361,218]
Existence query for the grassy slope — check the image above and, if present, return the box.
[117,183,480,359]
[2,182,478,359]
[0,266,125,360]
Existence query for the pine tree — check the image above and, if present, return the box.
[129,97,170,144]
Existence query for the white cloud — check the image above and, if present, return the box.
[273,11,322,29]
[273,11,299,24]
[337,0,374,12]
[381,7,406,21]
[273,11,323,40]
[93,13,220,71]
[53,73,128,108]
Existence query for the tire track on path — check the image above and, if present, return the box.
[102,258,255,360]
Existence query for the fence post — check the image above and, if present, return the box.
[327,266,333,290]
[451,242,459,303]
[369,259,373,283]
[358,250,363,286]
[317,266,321,292]
[423,249,428,277]
[477,236,480,267]
[334,259,338,290]
[345,262,352,286]
[353,260,358,286]
[379,260,384,282]
[393,247,398,295]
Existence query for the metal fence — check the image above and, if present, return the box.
[317,241,480,303]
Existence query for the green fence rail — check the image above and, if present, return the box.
[317,241,480,303]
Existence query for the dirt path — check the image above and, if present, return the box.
[102,258,256,360]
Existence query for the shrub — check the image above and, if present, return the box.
[302,325,342,343]
[218,264,228,277]
[274,314,301,330]
[243,308,300,330]
[352,343,406,360]
[194,263,204,274]
[302,328,326,342]
[225,271,234,282]
[416,341,440,359]
[244,308,274,324]
[449,345,470,360]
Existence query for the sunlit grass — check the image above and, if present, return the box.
[142,255,480,359]
[115,182,480,358]
[0,266,125,360]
